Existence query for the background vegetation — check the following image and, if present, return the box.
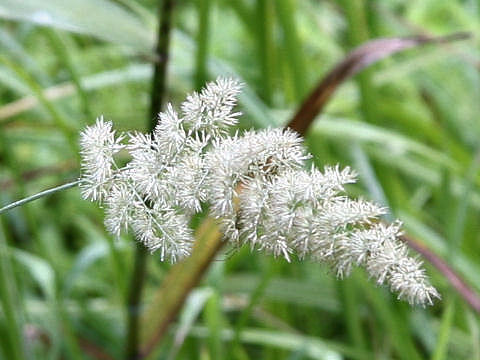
[0,0,479,359]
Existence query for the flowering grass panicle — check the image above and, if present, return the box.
[79,77,439,305]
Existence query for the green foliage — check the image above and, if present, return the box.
[0,0,479,359]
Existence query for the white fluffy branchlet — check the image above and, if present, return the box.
[79,77,439,305]
[205,128,309,242]
[79,116,125,202]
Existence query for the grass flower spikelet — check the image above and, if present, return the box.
[79,77,439,306]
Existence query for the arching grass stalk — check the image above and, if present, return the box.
[0,180,80,215]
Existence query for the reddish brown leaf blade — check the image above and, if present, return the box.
[403,235,480,312]
[287,32,470,134]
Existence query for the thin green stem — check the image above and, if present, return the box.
[231,259,275,359]
[362,277,422,360]
[125,0,175,359]
[0,223,25,360]
[432,297,455,360]
[339,276,367,352]
[148,0,175,126]
[340,0,377,123]
[195,0,212,90]
[275,0,307,101]
[125,245,149,360]
[256,0,275,104]
[0,180,80,215]
[204,292,224,360]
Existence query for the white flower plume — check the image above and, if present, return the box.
[79,116,124,202]
[78,77,439,306]
[181,77,242,137]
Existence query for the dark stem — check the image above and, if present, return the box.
[125,245,149,360]
[125,1,175,359]
[149,0,175,126]
[195,0,211,90]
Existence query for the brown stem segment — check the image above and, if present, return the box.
[125,1,175,359]
[402,235,480,312]
[288,32,470,135]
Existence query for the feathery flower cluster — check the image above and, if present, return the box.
[79,77,439,305]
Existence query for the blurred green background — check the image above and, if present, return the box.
[0,0,479,359]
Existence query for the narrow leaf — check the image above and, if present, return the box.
[0,0,153,50]
[288,32,470,134]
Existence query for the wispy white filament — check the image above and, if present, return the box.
[79,77,439,306]
[79,117,124,202]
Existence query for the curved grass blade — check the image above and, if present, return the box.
[0,0,153,50]
[288,32,470,135]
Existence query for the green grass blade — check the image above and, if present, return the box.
[195,0,212,90]
[0,0,153,50]
[0,223,25,360]
[431,297,455,360]
[275,0,307,101]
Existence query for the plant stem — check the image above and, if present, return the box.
[431,296,455,360]
[256,0,275,104]
[0,223,25,360]
[124,0,175,359]
[148,0,175,126]
[195,0,211,90]
[125,245,149,360]
[231,259,275,358]
[340,0,377,123]
[275,0,307,101]
[0,180,80,215]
